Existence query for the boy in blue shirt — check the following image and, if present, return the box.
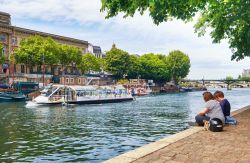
[214,91,237,124]
[213,91,231,119]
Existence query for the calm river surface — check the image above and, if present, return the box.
[0,88,249,162]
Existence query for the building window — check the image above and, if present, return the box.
[66,78,69,84]
[70,78,74,84]
[51,67,55,75]
[37,66,42,73]
[32,66,37,73]
[58,68,62,75]
[2,45,6,55]
[45,66,50,74]
[21,65,25,73]
[82,48,86,53]
[0,33,7,42]
[12,37,17,46]
[78,78,81,85]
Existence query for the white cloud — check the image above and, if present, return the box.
[0,0,249,79]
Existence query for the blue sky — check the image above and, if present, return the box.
[1,0,249,79]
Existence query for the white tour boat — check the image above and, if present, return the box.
[32,85,134,105]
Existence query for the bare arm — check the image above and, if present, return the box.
[198,108,209,116]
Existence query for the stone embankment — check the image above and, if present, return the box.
[105,106,250,163]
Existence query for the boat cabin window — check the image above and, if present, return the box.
[46,86,58,96]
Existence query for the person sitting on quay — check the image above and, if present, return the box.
[213,91,231,119]
[195,91,225,126]
[214,90,237,125]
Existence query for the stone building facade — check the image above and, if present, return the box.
[87,43,105,58]
[0,11,90,85]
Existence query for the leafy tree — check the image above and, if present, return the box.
[240,76,250,82]
[15,35,59,73]
[15,36,82,76]
[225,76,234,80]
[138,53,170,83]
[127,55,140,79]
[57,44,82,75]
[78,53,101,74]
[97,57,106,73]
[104,46,132,79]
[101,0,250,61]
[165,50,190,84]
[0,43,5,64]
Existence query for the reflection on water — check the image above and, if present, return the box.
[0,88,249,162]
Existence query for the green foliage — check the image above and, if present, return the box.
[194,0,250,61]
[101,0,250,61]
[0,43,5,64]
[58,44,82,67]
[15,35,59,66]
[104,47,132,79]
[97,57,106,72]
[78,53,101,74]
[101,0,202,24]
[127,55,140,79]
[15,35,82,75]
[165,50,191,84]
[138,53,170,83]
[240,76,250,81]
[14,35,191,85]
[225,76,234,80]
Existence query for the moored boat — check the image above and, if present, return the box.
[179,87,207,92]
[32,85,134,105]
[0,89,26,101]
[179,87,193,92]
[129,87,152,96]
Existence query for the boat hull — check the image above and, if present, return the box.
[0,91,26,102]
[69,97,134,105]
[36,97,134,105]
[0,96,26,102]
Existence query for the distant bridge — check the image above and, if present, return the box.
[181,79,250,90]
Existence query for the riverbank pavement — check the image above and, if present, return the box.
[104,105,250,163]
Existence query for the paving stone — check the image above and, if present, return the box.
[105,106,250,163]
[135,106,250,163]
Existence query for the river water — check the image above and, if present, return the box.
[0,88,249,162]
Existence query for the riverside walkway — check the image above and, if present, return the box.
[105,106,250,163]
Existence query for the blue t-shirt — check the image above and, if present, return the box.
[220,99,231,118]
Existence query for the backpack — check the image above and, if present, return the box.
[209,118,223,132]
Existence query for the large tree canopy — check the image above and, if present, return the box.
[165,50,191,84]
[127,55,140,79]
[78,53,101,74]
[101,0,250,61]
[104,46,132,79]
[139,53,171,83]
[15,36,82,74]
[58,44,82,67]
[15,35,59,66]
